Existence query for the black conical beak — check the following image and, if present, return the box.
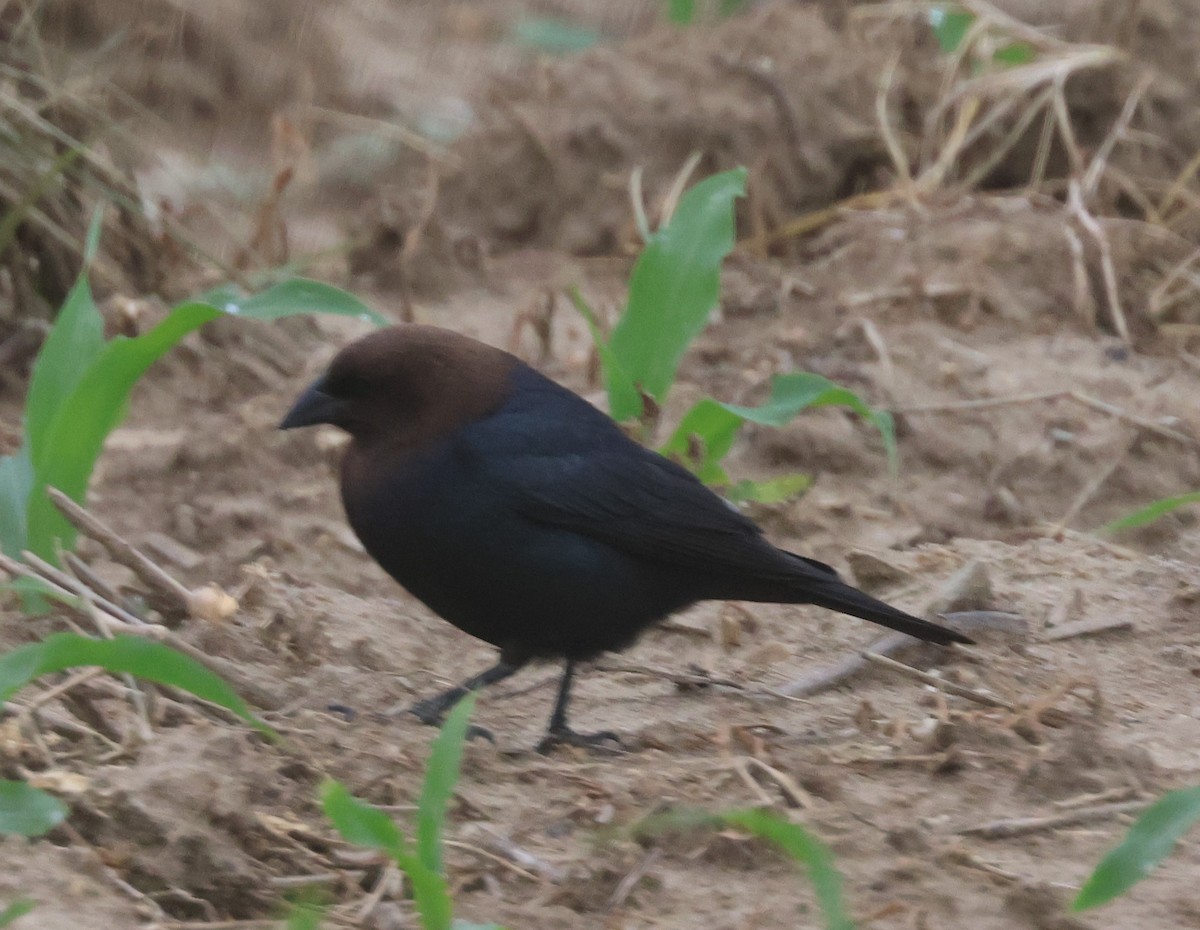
[279,377,345,430]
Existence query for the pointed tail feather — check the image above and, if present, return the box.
[804,577,972,645]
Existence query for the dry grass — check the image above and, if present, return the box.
[0,0,164,332]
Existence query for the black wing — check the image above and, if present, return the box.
[499,440,838,585]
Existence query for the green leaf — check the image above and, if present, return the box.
[0,781,67,837]
[417,693,476,876]
[25,303,222,558]
[929,6,975,53]
[993,41,1035,66]
[608,168,746,420]
[727,473,812,504]
[82,206,104,266]
[667,0,697,24]
[726,373,897,474]
[662,372,896,484]
[0,633,274,736]
[0,898,35,928]
[721,809,854,930]
[660,398,741,483]
[1074,786,1200,911]
[512,17,601,54]
[451,923,505,930]
[6,239,385,567]
[567,287,643,423]
[320,779,452,930]
[284,897,327,930]
[220,278,386,325]
[1102,491,1200,534]
[0,447,33,556]
[24,275,105,457]
[21,275,381,561]
[320,779,406,860]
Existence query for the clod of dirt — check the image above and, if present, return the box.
[846,551,914,594]
[1017,724,1157,801]
[926,559,993,616]
[1003,881,1090,930]
[356,4,895,282]
[69,728,296,919]
[0,838,147,930]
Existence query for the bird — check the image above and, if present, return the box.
[280,324,971,752]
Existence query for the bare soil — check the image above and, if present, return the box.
[2,2,1199,929]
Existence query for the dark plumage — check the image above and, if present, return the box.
[281,325,970,751]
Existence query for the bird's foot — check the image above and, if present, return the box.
[536,727,624,755]
[408,703,495,743]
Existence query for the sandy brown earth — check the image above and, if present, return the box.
[2,1,1199,929]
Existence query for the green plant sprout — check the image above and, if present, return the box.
[321,694,503,930]
[1074,785,1200,911]
[0,899,35,929]
[666,0,749,26]
[578,167,895,503]
[929,4,1035,68]
[0,209,384,568]
[1101,491,1200,534]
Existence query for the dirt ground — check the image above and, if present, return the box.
[2,1,1200,928]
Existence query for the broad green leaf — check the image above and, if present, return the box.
[608,168,746,420]
[320,779,452,930]
[512,17,601,54]
[25,303,222,557]
[724,373,897,474]
[24,275,105,455]
[1074,786,1200,911]
[568,287,643,423]
[727,473,812,504]
[284,894,327,930]
[407,857,453,930]
[929,6,975,53]
[221,278,386,325]
[1102,491,1200,534]
[663,373,896,485]
[451,923,505,930]
[0,633,273,736]
[417,693,476,876]
[0,781,67,837]
[23,275,381,560]
[320,779,406,860]
[0,448,33,556]
[660,398,741,484]
[722,809,854,930]
[0,899,35,929]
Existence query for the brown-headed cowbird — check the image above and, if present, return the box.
[281,325,970,751]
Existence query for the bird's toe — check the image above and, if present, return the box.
[536,727,624,755]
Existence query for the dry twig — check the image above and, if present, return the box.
[957,800,1148,838]
[48,487,194,620]
[862,651,1014,710]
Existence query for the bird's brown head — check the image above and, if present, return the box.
[279,325,519,453]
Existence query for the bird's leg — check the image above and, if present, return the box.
[536,660,623,754]
[409,659,519,741]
